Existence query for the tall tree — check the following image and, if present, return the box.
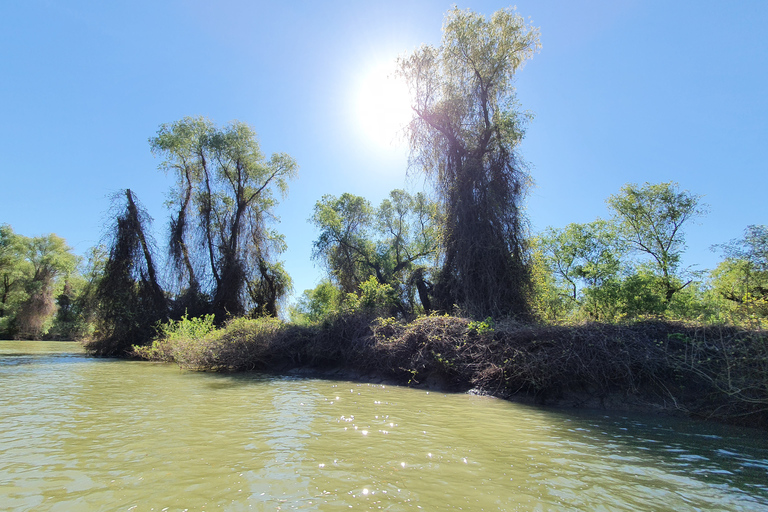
[607,182,707,304]
[150,117,298,319]
[86,190,167,355]
[399,7,540,317]
[312,193,376,294]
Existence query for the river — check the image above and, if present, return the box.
[1,340,767,511]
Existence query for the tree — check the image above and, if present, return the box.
[312,193,377,294]
[60,244,108,339]
[718,225,768,273]
[246,259,292,318]
[1,226,84,339]
[528,245,572,322]
[711,225,768,321]
[0,225,29,327]
[398,7,540,317]
[607,182,707,305]
[537,220,623,320]
[311,190,439,316]
[14,234,78,339]
[49,270,92,340]
[150,116,298,319]
[289,280,341,325]
[377,190,440,313]
[86,190,167,355]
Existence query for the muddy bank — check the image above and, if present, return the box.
[277,361,684,421]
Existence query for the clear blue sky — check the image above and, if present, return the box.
[2,0,766,301]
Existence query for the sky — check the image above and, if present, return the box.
[2,0,767,302]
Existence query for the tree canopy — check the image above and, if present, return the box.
[150,116,298,319]
[311,189,439,317]
[86,189,167,355]
[607,182,707,304]
[711,225,768,320]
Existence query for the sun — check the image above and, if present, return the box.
[356,60,413,148]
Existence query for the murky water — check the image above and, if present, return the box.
[1,340,767,511]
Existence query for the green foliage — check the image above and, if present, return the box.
[536,220,623,320]
[341,276,398,315]
[611,268,666,319]
[533,183,715,323]
[289,280,342,325]
[312,193,376,293]
[247,260,293,318]
[14,233,79,339]
[311,190,439,317]
[607,182,707,304]
[157,313,217,342]
[137,315,288,371]
[0,225,31,335]
[358,276,398,310]
[664,280,714,322]
[528,245,572,322]
[134,313,215,362]
[710,225,768,327]
[0,226,81,339]
[467,317,495,335]
[398,6,540,318]
[48,274,93,340]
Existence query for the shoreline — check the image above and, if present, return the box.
[101,314,767,431]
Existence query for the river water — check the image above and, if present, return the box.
[1,340,767,511]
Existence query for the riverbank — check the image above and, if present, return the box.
[118,314,767,430]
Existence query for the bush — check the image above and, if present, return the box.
[135,315,311,371]
[133,313,216,363]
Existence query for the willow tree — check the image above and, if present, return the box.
[150,117,298,319]
[398,7,540,317]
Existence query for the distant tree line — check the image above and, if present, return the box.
[291,181,767,330]
[0,226,82,339]
[533,183,766,325]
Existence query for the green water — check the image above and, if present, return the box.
[1,340,767,511]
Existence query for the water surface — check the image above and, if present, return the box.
[1,340,767,511]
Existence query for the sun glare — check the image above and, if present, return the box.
[356,61,412,148]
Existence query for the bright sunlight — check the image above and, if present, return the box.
[356,60,412,148]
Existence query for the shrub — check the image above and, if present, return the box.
[133,313,216,363]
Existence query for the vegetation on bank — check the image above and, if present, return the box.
[2,6,766,430]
